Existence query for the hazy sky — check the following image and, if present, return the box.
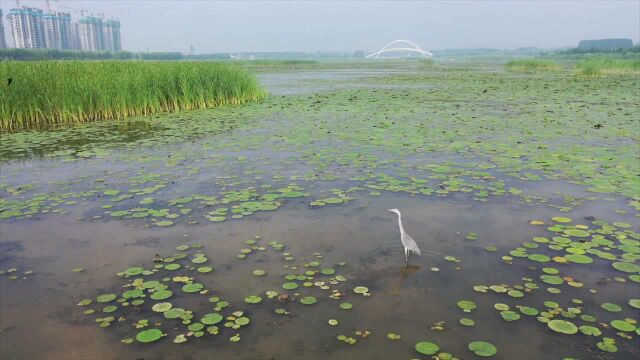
[5,1,640,53]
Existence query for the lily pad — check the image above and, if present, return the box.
[96,293,117,303]
[460,318,475,326]
[340,302,353,310]
[610,320,636,332]
[457,300,476,313]
[468,341,497,357]
[152,302,173,312]
[245,295,262,304]
[201,313,223,325]
[136,328,164,343]
[612,261,640,273]
[547,319,578,334]
[182,283,204,293]
[353,286,369,294]
[300,296,317,305]
[150,290,172,300]
[282,282,299,290]
[601,303,622,312]
[415,341,440,355]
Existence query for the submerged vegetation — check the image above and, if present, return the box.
[505,58,561,72]
[0,61,266,132]
[575,57,640,76]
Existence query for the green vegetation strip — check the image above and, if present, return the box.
[0,61,266,132]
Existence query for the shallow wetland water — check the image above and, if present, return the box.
[1,61,639,360]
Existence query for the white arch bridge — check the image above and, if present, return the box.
[366,39,433,59]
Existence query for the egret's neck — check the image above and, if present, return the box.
[396,213,405,233]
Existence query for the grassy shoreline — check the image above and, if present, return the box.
[0,61,266,132]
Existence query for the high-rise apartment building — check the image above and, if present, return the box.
[7,7,46,49]
[78,16,104,51]
[104,19,121,51]
[0,10,6,48]
[43,12,73,49]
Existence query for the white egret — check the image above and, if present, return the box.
[388,208,421,263]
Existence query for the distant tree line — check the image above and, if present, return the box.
[0,48,185,61]
[0,49,358,61]
[550,38,638,55]
[578,38,633,50]
[553,46,640,55]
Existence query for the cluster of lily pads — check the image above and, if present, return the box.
[76,244,249,344]
[448,216,639,356]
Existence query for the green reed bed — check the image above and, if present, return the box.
[505,59,561,72]
[575,57,640,76]
[0,61,266,132]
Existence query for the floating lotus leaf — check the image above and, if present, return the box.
[252,269,266,276]
[136,328,163,343]
[528,254,550,263]
[164,308,186,319]
[610,320,635,332]
[547,320,578,334]
[629,299,640,309]
[612,262,640,273]
[143,280,160,289]
[564,229,590,237]
[415,341,439,355]
[164,263,180,271]
[544,301,559,308]
[201,313,223,325]
[152,302,172,312]
[123,267,144,276]
[597,338,618,352]
[601,303,622,312]
[507,290,524,298]
[150,290,172,300]
[340,302,353,310]
[518,306,539,316]
[353,286,369,294]
[500,311,520,321]
[182,283,204,293]
[282,282,298,290]
[552,217,571,223]
[578,325,601,336]
[235,317,250,326]
[96,293,117,303]
[540,275,564,285]
[457,300,476,312]
[565,254,593,264]
[468,341,497,357]
[460,318,475,326]
[102,305,117,313]
[173,334,187,344]
[123,289,144,299]
[300,296,317,305]
[77,299,92,306]
[320,268,335,275]
[244,295,262,304]
[191,256,207,264]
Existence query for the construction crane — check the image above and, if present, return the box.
[57,3,87,17]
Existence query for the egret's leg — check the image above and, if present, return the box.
[405,248,408,263]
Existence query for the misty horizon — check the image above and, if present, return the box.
[2,0,639,53]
